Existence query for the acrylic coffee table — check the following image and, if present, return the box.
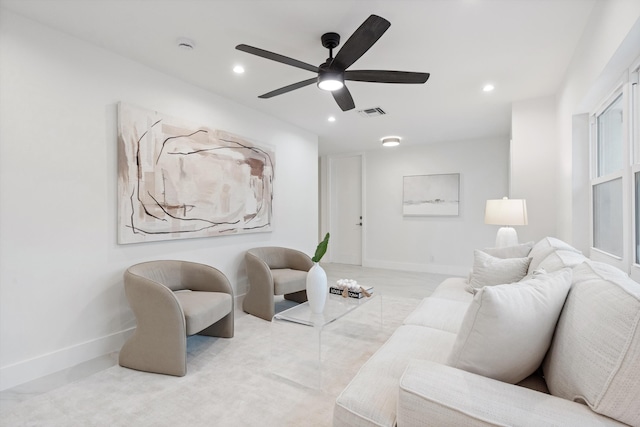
[271,293,381,389]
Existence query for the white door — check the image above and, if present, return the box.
[329,155,362,265]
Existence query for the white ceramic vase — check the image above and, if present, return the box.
[306,263,328,314]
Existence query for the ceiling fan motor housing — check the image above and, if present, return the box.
[321,32,340,50]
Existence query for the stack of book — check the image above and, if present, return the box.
[329,279,374,299]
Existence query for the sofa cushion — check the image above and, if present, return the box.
[447,269,572,384]
[397,360,626,427]
[333,325,457,427]
[482,241,534,259]
[431,277,474,302]
[543,261,640,426]
[174,291,233,335]
[527,236,581,274]
[469,250,531,289]
[403,297,472,333]
[271,268,307,295]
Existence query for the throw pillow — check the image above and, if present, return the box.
[527,237,581,274]
[468,250,531,289]
[536,249,587,273]
[482,241,534,259]
[447,268,573,384]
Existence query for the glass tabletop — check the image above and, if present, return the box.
[273,293,377,327]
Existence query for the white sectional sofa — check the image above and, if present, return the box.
[333,238,640,426]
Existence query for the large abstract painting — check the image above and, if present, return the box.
[403,173,460,216]
[117,103,275,244]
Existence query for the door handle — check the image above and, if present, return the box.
[356,222,362,226]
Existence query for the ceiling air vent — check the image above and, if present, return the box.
[358,107,386,118]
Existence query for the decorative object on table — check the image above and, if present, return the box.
[402,173,460,216]
[484,197,528,247]
[330,279,374,299]
[306,233,330,313]
[117,103,275,244]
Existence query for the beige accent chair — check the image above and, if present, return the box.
[119,260,234,376]
[244,247,314,320]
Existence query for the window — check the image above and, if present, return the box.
[593,178,623,257]
[634,62,640,274]
[633,59,640,280]
[590,58,639,278]
[597,94,624,177]
[636,172,640,265]
[591,88,626,263]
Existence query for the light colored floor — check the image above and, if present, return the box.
[0,263,452,413]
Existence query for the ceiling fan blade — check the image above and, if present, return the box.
[331,15,390,71]
[236,44,319,73]
[332,86,356,111]
[258,78,317,98]
[345,70,430,84]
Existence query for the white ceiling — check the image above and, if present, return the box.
[0,0,596,154]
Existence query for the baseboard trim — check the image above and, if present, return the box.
[362,259,468,277]
[0,328,134,391]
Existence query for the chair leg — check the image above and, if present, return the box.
[284,289,308,303]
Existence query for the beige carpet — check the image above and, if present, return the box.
[1,295,420,427]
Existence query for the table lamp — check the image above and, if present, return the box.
[485,197,528,247]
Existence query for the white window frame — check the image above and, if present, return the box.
[589,55,640,279]
[590,80,628,271]
[630,57,640,281]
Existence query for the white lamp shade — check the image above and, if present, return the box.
[485,197,528,226]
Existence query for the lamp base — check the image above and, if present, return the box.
[495,227,518,248]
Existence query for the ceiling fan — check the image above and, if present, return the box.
[236,14,430,112]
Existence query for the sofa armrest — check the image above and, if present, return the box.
[397,360,626,427]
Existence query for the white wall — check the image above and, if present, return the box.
[0,10,318,390]
[321,138,510,276]
[556,2,640,250]
[511,96,558,243]
[507,3,640,253]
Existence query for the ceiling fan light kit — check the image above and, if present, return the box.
[236,14,429,111]
[317,71,344,91]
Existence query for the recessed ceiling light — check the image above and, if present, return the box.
[233,65,245,74]
[328,116,336,122]
[381,136,401,147]
[176,37,195,51]
[483,84,495,92]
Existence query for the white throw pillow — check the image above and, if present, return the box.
[536,250,587,273]
[527,237,581,274]
[469,250,531,289]
[482,241,534,259]
[447,268,573,384]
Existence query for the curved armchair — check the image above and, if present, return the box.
[244,247,314,320]
[119,260,234,376]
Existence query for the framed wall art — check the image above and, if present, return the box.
[117,103,275,244]
[402,173,460,216]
